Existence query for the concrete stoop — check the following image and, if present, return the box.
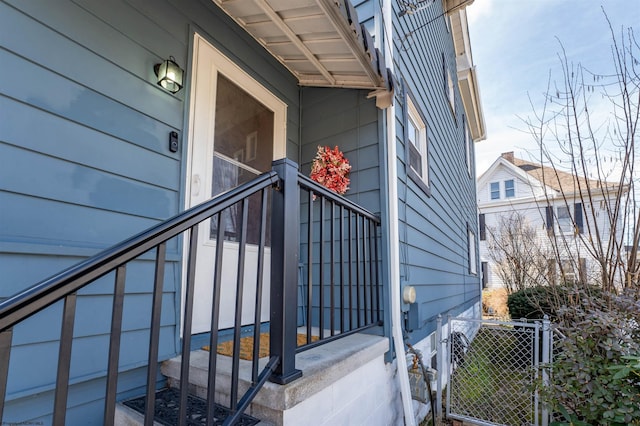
[114,333,388,425]
[158,333,388,425]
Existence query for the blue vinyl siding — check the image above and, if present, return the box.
[298,86,383,330]
[300,87,381,215]
[0,0,299,422]
[392,1,480,341]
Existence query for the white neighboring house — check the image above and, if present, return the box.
[477,152,625,290]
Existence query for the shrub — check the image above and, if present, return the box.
[542,289,640,426]
[506,285,563,320]
[506,285,602,321]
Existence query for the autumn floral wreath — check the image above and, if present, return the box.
[310,146,351,196]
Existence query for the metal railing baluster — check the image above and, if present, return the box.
[53,293,77,426]
[206,212,226,426]
[361,216,369,327]
[230,199,249,411]
[251,190,268,383]
[339,205,345,334]
[319,196,325,340]
[306,189,313,345]
[368,220,376,324]
[329,201,335,337]
[144,243,167,426]
[355,213,362,328]
[0,328,13,421]
[104,265,127,425]
[373,220,382,323]
[178,225,199,426]
[347,210,353,331]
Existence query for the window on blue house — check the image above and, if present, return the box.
[464,120,472,176]
[468,226,477,275]
[504,179,515,198]
[443,53,455,116]
[405,92,430,195]
[490,182,500,200]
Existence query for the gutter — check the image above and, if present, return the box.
[382,1,416,424]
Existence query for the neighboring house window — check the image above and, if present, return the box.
[468,226,477,275]
[559,259,578,283]
[557,258,587,284]
[504,179,515,198]
[479,213,486,240]
[574,203,584,234]
[405,92,430,194]
[545,206,554,236]
[490,182,500,200]
[481,262,489,289]
[557,206,573,234]
[548,203,584,235]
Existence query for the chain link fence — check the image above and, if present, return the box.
[439,316,552,426]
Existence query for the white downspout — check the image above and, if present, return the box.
[381,1,416,425]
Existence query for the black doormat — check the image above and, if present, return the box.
[123,388,260,426]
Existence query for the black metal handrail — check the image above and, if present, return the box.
[0,171,279,426]
[296,172,383,351]
[0,171,279,331]
[0,159,385,426]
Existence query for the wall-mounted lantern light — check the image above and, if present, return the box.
[154,56,184,93]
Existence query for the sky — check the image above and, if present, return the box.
[465,0,640,177]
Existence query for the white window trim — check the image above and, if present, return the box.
[464,121,472,177]
[504,179,515,198]
[442,53,456,118]
[468,226,477,275]
[489,181,500,200]
[407,96,429,188]
[447,67,455,114]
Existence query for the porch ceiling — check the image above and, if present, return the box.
[213,0,390,92]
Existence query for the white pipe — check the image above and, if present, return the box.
[381,1,416,425]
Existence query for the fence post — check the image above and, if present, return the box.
[436,314,442,419]
[541,315,551,426]
[270,159,303,384]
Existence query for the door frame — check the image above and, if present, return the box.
[181,32,288,336]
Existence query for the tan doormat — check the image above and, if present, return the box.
[203,333,319,360]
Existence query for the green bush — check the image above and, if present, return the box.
[506,285,602,321]
[542,289,640,426]
[506,286,563,320]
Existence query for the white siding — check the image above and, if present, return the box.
[478,162,625,289]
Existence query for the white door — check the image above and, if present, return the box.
[186,34,287,334]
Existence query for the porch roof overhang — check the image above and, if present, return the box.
[213,0,393,106]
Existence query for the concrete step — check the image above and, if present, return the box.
[115,402,162,426]
[160,333,388,426]
[114,389,274,426]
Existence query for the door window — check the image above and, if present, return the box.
[209,74,274,245]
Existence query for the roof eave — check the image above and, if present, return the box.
[212,0,393,103]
